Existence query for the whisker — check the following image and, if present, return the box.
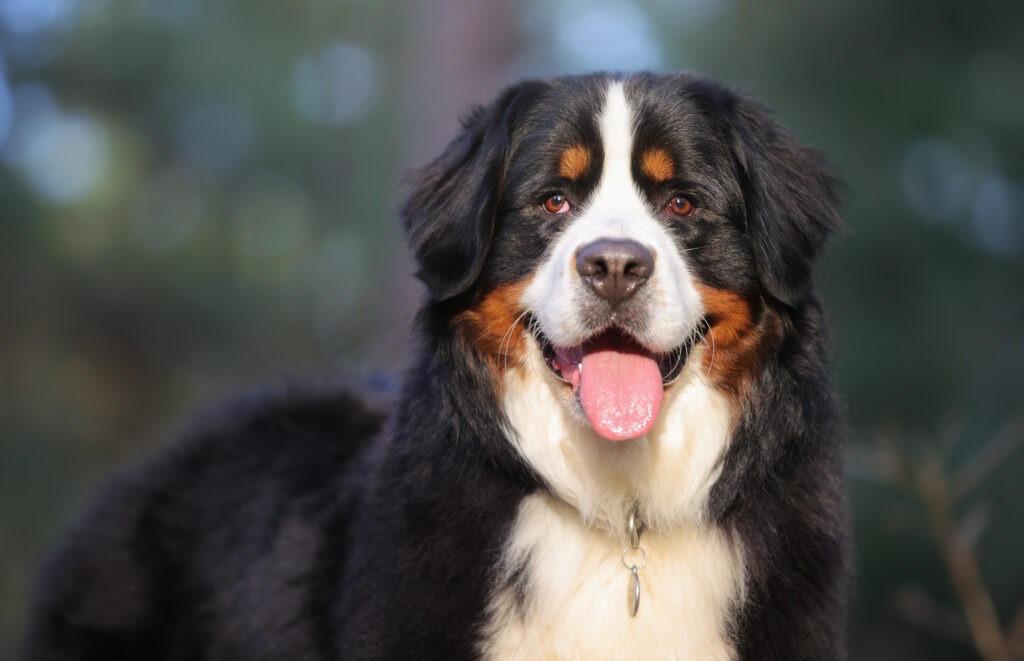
[703,318,716,379]
[499,310,532,373]
[661,344,687,386]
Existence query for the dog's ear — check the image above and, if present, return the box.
[729,95,843,307]
[401,83,539,303]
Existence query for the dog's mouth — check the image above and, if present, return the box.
[532,322,701,442]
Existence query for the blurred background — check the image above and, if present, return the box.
[1,0,1021,658]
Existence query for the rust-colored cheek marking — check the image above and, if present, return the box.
[455,281,530,373]
[641,147,675,183]
[559,145,592,181]
[696,285,779,397]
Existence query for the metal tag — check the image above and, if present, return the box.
[629,565,640,617]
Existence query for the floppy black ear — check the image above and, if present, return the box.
[401,84,539,303]
[729,95,843,307]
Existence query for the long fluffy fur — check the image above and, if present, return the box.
[23,72,847,660]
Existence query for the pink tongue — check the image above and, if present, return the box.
[578,340,664,441]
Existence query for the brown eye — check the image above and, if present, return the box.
[543,193,571,214]
[667,195,695,217]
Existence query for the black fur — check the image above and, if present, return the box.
[24,72,846,660]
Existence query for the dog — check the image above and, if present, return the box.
[24,71,847,660]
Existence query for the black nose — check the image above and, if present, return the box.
[575,238,655,308]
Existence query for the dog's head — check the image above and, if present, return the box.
[402,72,840,443]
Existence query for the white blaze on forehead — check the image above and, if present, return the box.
[521,80,704,353]
[592,81,644,226]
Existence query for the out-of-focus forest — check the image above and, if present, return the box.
[1,0,1021,658]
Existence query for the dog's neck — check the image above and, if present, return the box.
[499,339,733,533]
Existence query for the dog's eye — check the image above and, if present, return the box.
[666,195,696,217]
[543,193,571,215]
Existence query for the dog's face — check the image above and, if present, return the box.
[403,72,840,449]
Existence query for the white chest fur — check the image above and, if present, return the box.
[480,494,745,660]
[483,355,745,658]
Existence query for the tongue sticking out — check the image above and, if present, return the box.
[577,334,664,441]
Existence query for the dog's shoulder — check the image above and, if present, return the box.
[23,380,389,660]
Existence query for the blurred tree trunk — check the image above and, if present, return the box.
[381,0,522,368]
[400,0,522,163]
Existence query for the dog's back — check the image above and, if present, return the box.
[23,384,385,660]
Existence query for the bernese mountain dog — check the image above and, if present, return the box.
[24,71,847,660]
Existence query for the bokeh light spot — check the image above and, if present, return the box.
[17,108,108,204]
[0,60,12,148]
[177,101,254,180]
[526,1,663,72]
[291,42,376,126]
[0,0,76,34]
[901,139,975,225]
[972,177,1021,256]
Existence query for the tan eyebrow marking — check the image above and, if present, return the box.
[558,145,592,181]
[641,147,675,183]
